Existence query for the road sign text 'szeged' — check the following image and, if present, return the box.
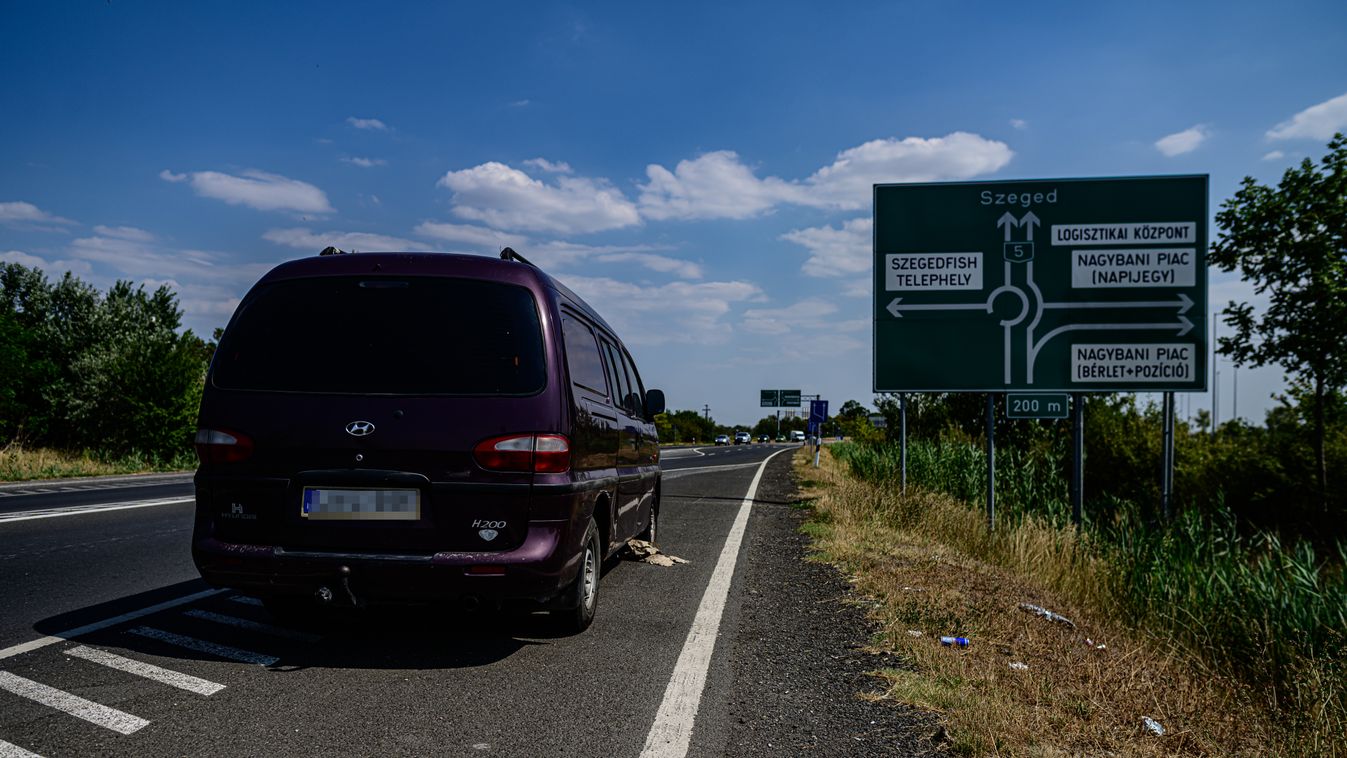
[873,176,1208,392]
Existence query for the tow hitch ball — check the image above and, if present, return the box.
[314,565,360,607]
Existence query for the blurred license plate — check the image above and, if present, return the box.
[301,488,420,520]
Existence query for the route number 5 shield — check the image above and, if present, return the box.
[872,175,1208,392]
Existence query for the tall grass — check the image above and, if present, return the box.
[831,439,1347,753]
[0,443,196,481]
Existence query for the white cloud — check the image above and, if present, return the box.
[638,132,1013,219]
[782,217,873,278]
[1,249,93,278]
[1155,125,1209,157]
[165,169,334,214]
[1010,119,1028,130]
[509,100,530,108]
[159,169,187,182]
[92,225,155,242]
[1266,91,1347,141]
[1262,150,1286,161]
[0,200,76,227]
[556,274,763,346]
[262,227,427,253]
[341,156,387,168]
[801,132,1014,210]
[742,298,839,334]
[68,234,223,280]
[589,252,703,279]
[347,116,388,131]
[414,221,528,248]
[522,158,572,174]
[436,161,640,235]
[638,151,806,221]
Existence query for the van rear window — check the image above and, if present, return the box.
[213,276,546,395]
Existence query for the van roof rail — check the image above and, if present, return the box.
[499,247,537,267]
[319,246,349,256]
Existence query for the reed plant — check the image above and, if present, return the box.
[830,438,1347,754]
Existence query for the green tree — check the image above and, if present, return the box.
[1211,133,1347,512]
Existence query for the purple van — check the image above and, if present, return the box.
[191,248,664,633]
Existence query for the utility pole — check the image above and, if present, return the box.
[702,404,711,421]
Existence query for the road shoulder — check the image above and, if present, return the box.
[724,450,938,756]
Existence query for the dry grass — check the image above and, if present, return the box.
[794,448,1284,756]
[0,443,191,482]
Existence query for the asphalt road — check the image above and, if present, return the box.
[0,444,801,757]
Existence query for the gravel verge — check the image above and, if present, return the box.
[723,451,940,757]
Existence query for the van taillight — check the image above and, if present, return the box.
[473,434,570,474]
[194,428,255,464]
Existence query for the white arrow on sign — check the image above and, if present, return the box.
[1019,211,1040,241]
[996,212,1018,242]
[886,297,989,318]
[1033,315,1195,351]
[1042,293,1194,314]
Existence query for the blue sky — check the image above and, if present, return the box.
[3,1,1346,426]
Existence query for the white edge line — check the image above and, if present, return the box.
[0,588,226,661]
[640,448,791,758]
[64,645,225,696]
[0,498,194,525]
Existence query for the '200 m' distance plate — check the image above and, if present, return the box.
[301,487,420,520]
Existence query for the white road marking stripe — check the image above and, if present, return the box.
[640,448,791,758]
[0,738,43,758]
[0,671,148,735]
[227,596,264,607]
[0,498,193,525]
[183,610,320,642]
[660,461,764,478]
[128,627,279,666]
[64,645,224,696]
[0,588,226,661]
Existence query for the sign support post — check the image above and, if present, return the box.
[1161,391,1175,521]
[1071,393,1084,528]
[986,393,996,531]
[900,393,908,495]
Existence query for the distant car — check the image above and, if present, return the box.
[775,435,786,442]
[714,434,731,445]
[790,430,806,442]
[734,431,751,444]
[758,435,770,443]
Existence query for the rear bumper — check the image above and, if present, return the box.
[192,520,580,606]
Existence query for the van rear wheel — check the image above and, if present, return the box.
[553,518,600,634]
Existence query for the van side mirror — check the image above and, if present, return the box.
[644,389,666,417]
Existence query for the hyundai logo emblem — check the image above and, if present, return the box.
[345,420,376,437]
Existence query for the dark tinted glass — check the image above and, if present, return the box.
[601,341,633,415]
[561,314,608,394]
[620,349,646,417]
[213,276,545,395]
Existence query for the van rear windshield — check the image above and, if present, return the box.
[212,276,546,395]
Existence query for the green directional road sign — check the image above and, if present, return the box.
[781,389,801,407]
[873,176,1207,392]
[1006,393,1071,419]
[760,389,779,407]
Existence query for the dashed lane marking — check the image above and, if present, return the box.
[0,588,226,662]
[0,671,148,735]
[182,610,321,643]
[127,627,279,667]
[64,645,225,696]
[0,738,43,758]
[227,596,264,607]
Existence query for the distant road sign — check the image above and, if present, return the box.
[781,389,801,407]
[807,399,829,435]
[1006,393,1070,419]
[760,389,779,407]
[873,176,1208,392]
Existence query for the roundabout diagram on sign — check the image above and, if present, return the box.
[872,176,1208,393]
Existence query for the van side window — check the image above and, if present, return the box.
[619,349,646,419]
[601,340,634,416]
[561,314,609,395]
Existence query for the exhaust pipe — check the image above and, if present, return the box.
[315,586,334,604]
